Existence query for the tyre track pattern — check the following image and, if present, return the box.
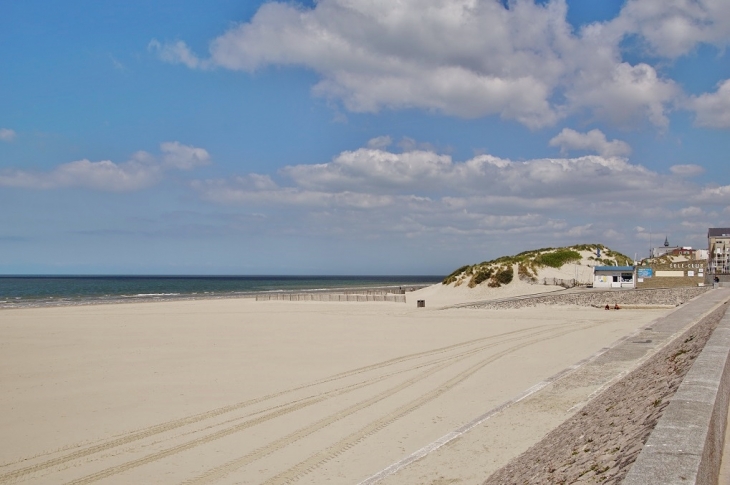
[263,323,599,485]
[65,324,577,485]
[184,323,600,485]
[0,325,553,484]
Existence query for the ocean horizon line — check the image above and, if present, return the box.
[0,274,443,309]
[0,274,445,278]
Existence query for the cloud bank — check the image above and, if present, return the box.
[190,141,729,248]
[148,0,730,129]
[0,142,210,192]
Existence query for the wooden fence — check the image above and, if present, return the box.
[255,293,406,303]
[539,277,578,288]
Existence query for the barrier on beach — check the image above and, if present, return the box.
[255,293,406,303]
[538,277,579,288]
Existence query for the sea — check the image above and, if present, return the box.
[0,275,443,308]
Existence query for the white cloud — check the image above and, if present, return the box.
[549,128,631,157]
[565,223,594,237]
[566,62,678,127]
[670,164,705,176]
[0,156,160,192]
[609,0,730,58]
[0,142,209,192]
[192,143,701,216]
[689,79,730,128]
[188,140,730,251]
[397,137,438,153]
[0,128,17,142]
[678,206,704,217]
[275,147,675,201]
[693,185,730,204]
[160,141,211,170]
[148,39,208,69]
[152,0,687,129]
[366,136,392,150]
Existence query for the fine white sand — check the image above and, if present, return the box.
[0,295,668,485]
[409,276,567,308]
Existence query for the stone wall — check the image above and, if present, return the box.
[464,287,711,309]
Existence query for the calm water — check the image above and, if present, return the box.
[0,275,442,308]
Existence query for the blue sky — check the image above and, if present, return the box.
[2,0,730,275]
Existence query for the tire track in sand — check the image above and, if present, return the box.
[61,324,580,485]
[187,323,600,485]
[0,324,553,483]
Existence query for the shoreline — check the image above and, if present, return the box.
[0,283,434,310]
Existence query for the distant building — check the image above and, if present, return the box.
[667,247,705,260]
[708,228,730,275]
[650,236,705,261]
[593,266,635,289]
[651,236,679,258]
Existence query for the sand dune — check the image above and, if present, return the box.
[410,275,566,308]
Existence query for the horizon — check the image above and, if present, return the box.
[0,273,445,277]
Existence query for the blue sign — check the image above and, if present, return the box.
[637,268,653,278]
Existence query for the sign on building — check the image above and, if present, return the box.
[637,268,653,278]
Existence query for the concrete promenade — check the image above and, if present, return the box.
[624,288,730,484]
[718,401,730,484]
[373,288,729,484]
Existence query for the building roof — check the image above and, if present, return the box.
[594,266,635,271]
[708,228,730,237]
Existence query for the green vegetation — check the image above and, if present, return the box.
[493,266,514,285]
[441,243,633,288]
[442,265,470,285]
[468,267,493,288]
[518,263,537,283]
[534,249,581,268]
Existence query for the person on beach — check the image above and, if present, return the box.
[614,304,621,310]
[605,304,610,310]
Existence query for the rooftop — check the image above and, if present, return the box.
[708,228,730,237]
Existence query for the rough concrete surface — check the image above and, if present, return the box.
[462,287,709,310]
[623,309,730,484]
[483,289,729,484]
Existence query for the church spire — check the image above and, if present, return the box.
[664,235,669,247]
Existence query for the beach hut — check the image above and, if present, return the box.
[593,266,636,289]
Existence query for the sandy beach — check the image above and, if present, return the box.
[0,290,671,484]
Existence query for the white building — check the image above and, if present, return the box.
[593,266,636,289]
